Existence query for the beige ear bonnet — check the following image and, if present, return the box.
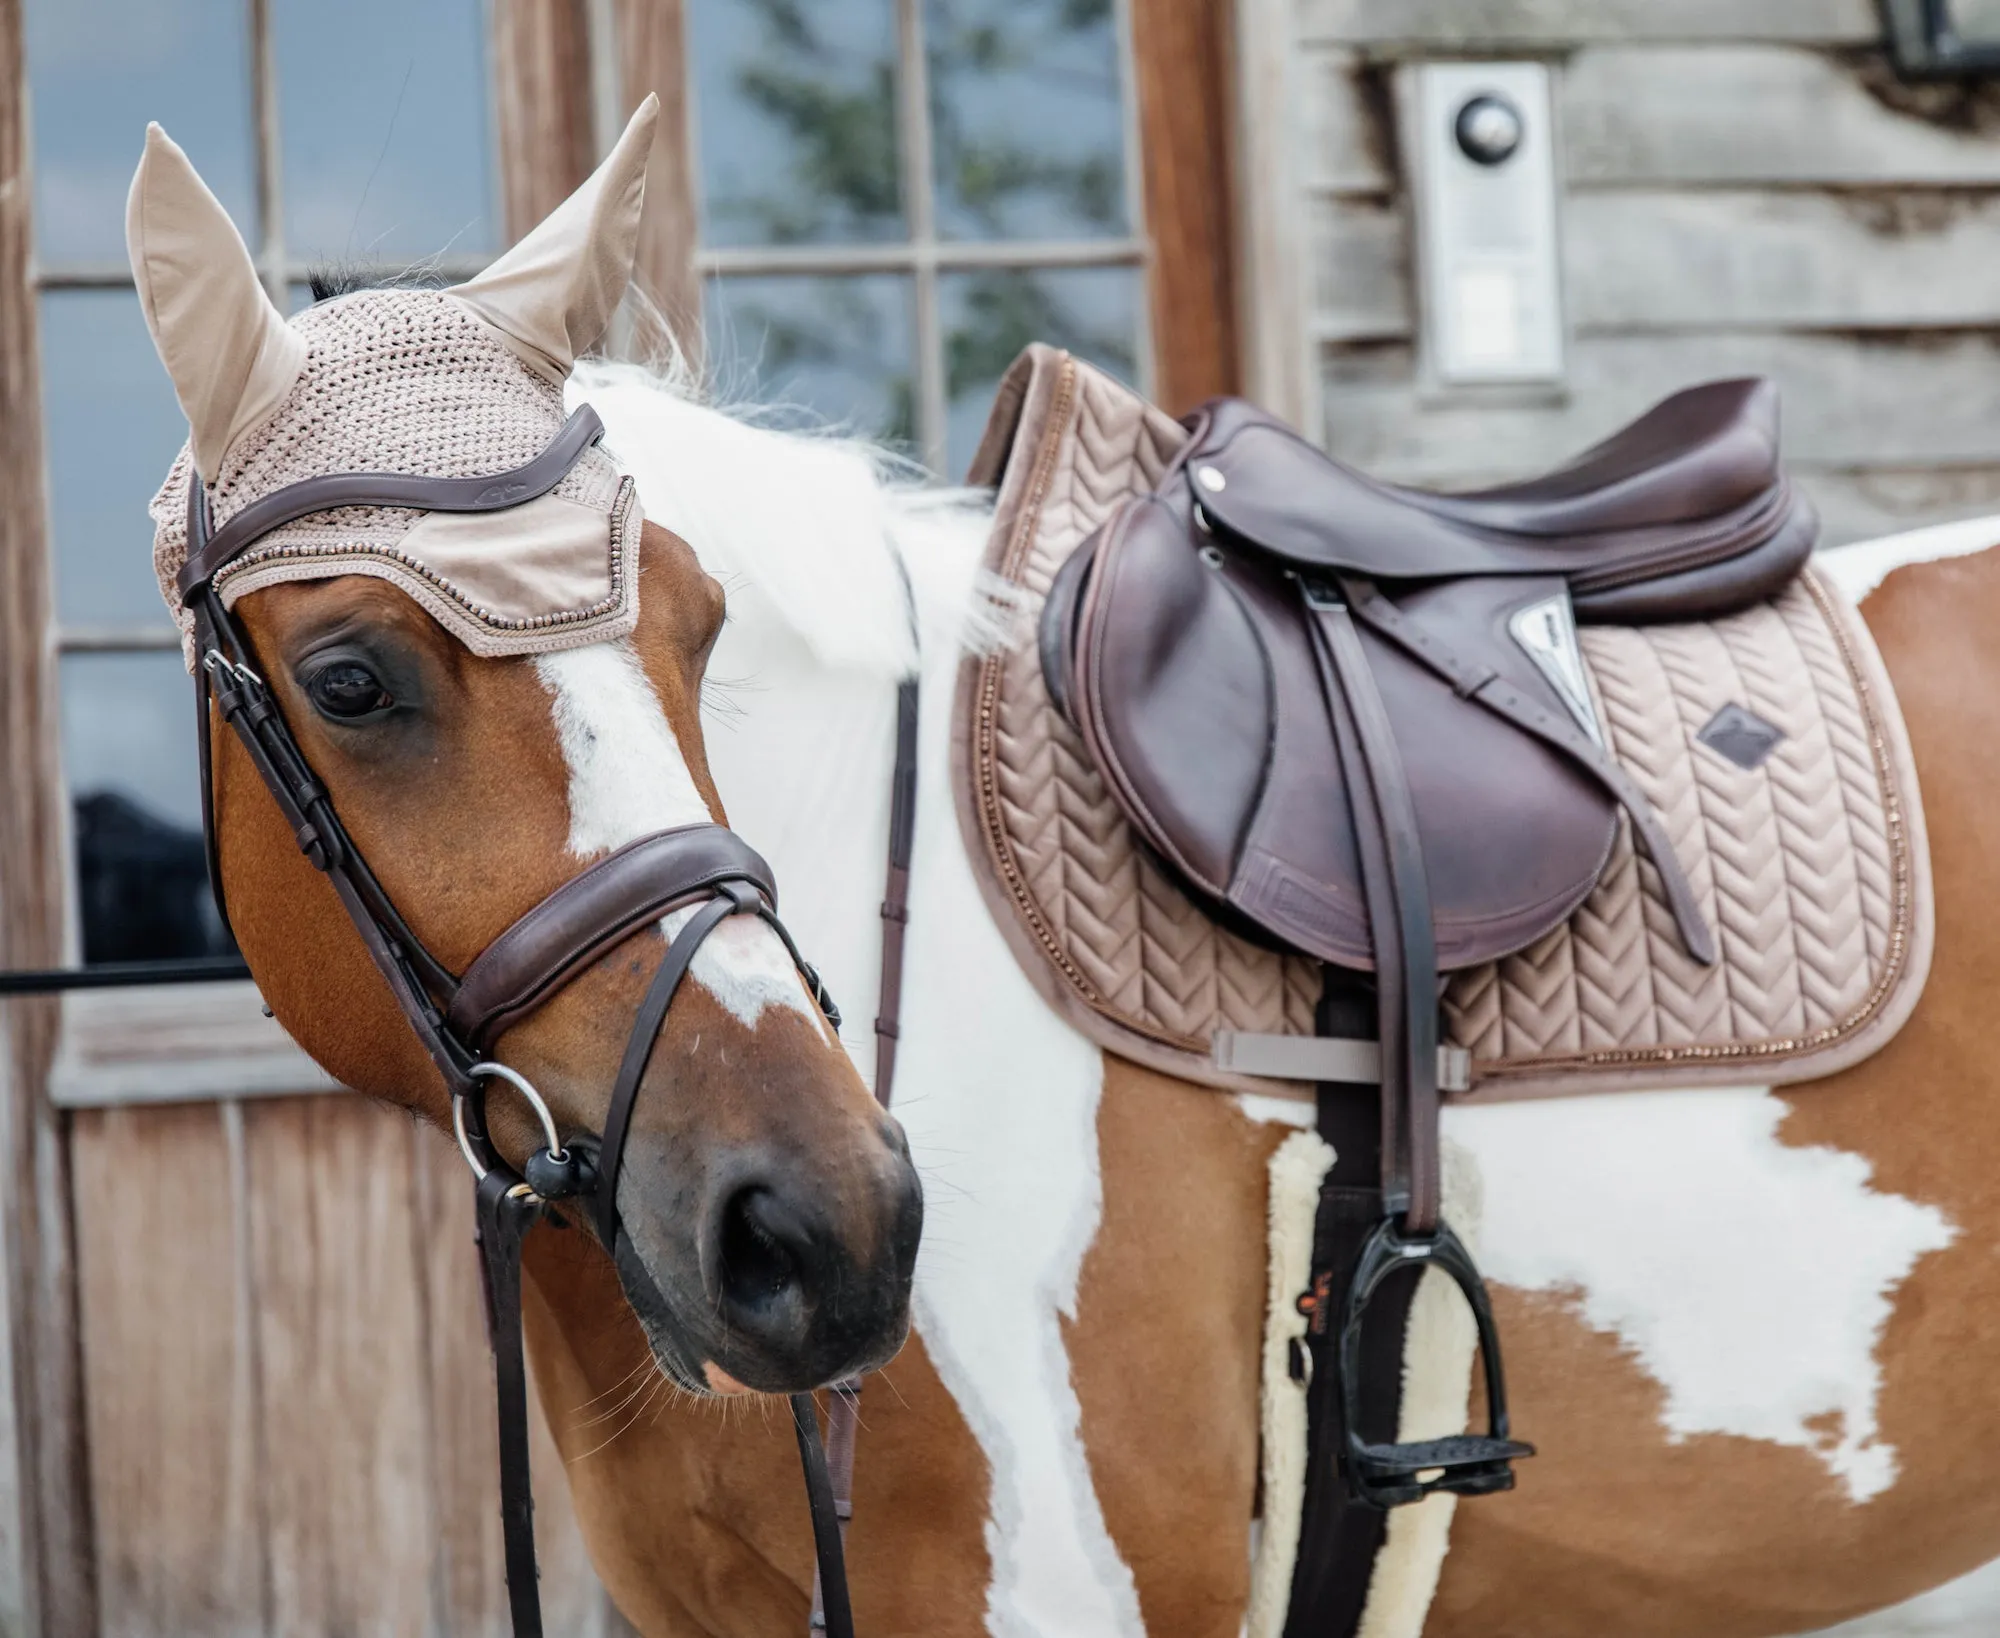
[134,100,661,669]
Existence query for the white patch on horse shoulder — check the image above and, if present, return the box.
[593,372,1147,1635]
[1817,515,2000,604]
[1444,1088,1955,1504]
[533,639,821,1032]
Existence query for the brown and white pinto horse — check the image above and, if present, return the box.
[137,123,2000,1638]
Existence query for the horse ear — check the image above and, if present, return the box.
[450,95,659,382]
[126,124,307,483]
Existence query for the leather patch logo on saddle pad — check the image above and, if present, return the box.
[1697,702,1787,771]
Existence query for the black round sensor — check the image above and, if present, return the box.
[1454,93,1524,166]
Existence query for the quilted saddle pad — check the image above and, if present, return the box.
[952,347,1935,1101]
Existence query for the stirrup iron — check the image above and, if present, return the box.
[1337,1217,1535,1508]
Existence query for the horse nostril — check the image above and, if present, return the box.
[718,1186,809,1314]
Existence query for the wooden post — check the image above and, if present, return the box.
[0,0,99,1628]
[492,0,599,241]
[613,0,702,366]
[1131,0,1243,412]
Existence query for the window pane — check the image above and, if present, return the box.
[41,290,189,632]
[61,652,230,965]
[274,0,497,266]
[927,0,1130,243]
[706,274,915,447]
[690,0,904,247]
[942,265,1140,476]
[26,0,257,265]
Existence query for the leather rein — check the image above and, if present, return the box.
[178,406,912,1638]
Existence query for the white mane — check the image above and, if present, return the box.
[572,360,1009,682]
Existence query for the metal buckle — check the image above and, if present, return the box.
[203,648,266,692]
[453,1061,567,1185]
[1301,578,1347,613]
[1336,1216,1535,1508]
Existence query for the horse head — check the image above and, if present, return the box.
[125,101,921,1398]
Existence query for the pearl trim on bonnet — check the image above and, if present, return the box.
[149,286,643,668]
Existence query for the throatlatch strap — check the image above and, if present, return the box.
[809,675,921,1636]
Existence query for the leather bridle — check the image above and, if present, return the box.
[178,407,903,1638]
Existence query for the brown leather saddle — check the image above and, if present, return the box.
[1040,380,1816,1537]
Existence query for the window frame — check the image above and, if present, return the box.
[21,0,510,1106]
[8,0,1242,1108]
[687,0,1156,470]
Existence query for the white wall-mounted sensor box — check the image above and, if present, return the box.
[1402,60,1565,387]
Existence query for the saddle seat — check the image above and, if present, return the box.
[1185,379,1811,623]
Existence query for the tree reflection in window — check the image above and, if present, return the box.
[926,0,1128,243]
[706,274,917,448]
[695,0,1141,465]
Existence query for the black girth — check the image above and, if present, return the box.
[165,409,902,1638]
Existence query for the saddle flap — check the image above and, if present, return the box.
[1072,482,1620,970]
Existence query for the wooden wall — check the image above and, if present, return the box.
[1270,2,2000,544]
[74,1098,629,1638]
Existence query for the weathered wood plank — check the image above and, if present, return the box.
[75,1103,266,1638]
[0,0,95,1627]
[1133,0,1240,410]
[1235,0,1323,431]
[1309,195,1409,340]
[413,1120,619,1635]
[1567,189,2000,330]
[1319,330,2000,478]
[1801,464,2000,548]
[1306,188,2000,339]
[50,983,338,1108]
[1565,46,2000,186]
[245,1097,435,1636]
[1297,47,1395,195]
[1298,0,1880,46]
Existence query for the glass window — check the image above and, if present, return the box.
[25,0,258,266]
[59,653,230,965]
[28,0,497,968]
[40,290,191,632]
[688,0,1147,471]
[690,0,904,247]
[940,264,1141,476]
[926,0,1129,243]
[274,0,498,264]
[706,274,916,446]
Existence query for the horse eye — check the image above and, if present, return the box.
[306,660,394,720]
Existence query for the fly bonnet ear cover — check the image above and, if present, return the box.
[132,97,662,665]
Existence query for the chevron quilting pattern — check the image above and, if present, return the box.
[965,352,1920,1093]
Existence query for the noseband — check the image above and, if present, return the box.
[179,408,867,1638]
